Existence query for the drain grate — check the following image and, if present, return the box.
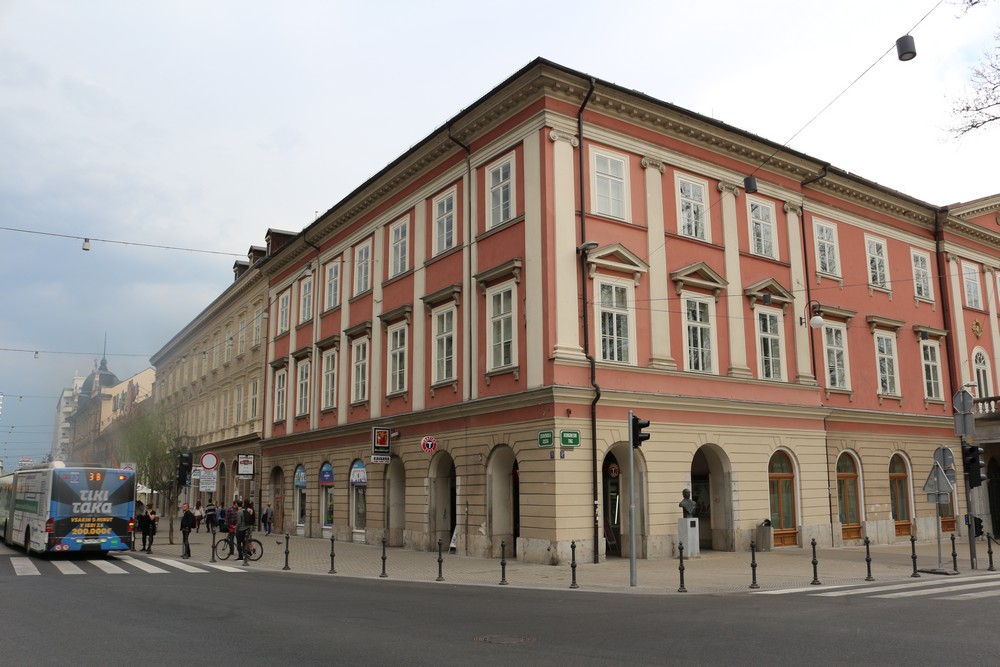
[474,635,536,645]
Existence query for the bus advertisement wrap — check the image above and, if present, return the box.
[51,469,134,551]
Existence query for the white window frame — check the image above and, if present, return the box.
[353,240,372,296]
[351,337,369,403]
[874,331,900,397]
[591,148,630,221]
[253,307,263,347]
[387,322,408,395]
[277,291,291,334]
[273,369,287,422]
[224,328,233,363]
[431,304,456,384]
[237,317,246,356]
[433,188,457,256]
[389,217,409,278]
[325,259,341,310]
[486,280,517,372]
[299,276,314,324]
[974,348,992,398]
[596,278,635,365]
[748,198,778,260]
[212,336,219,370]
[814,220,840,278]
[682,293,718,374]
[911,249,933,301]
[296,360,310,416]
[234,384,244,424]
[921,340,942,401]
[249,379,259,418]
[487,154,515,229]
[865,235,890,290]
[755,306,785,381]
[321,349,337,410]
[676,173,710,242]
[822,323,851,390]
[962,260,982,309]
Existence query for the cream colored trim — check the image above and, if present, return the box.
[644,158,675,370]
[551,126,585,361]
[524,133,545,388]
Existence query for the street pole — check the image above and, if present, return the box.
[628,410,637,587]
[962,435,977,570]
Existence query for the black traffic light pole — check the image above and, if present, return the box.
[962,437,985,570]
[627,410,650,587]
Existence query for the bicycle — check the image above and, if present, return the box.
[215,532,262,561]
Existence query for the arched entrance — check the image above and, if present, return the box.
[889,454,912,537]
[429,452,456,551]
[385,456,406,547]
[269,466,284,535]
[690,444,735,551]
[836,452,862,541]
[350,460,368,543]
[602,446,645,558]
[988,459,1000,536]
[487,445,519,557]
[768,450,798,547]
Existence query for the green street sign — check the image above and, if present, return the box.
[538,430,554,448]
[560,430,581,447]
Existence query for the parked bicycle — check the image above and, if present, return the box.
[215,533,262,561]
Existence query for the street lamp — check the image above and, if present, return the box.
[800,301,825,329]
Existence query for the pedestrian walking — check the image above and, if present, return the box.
[138,507,151,551]
[226,500,240,556]
[145,508,158,553]
[180,503,195,558]
[235,500,253,559]
[193,501,204,533]
[261,503,274,536]
[205,498,217,533]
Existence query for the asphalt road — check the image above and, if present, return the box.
[3,550,999,666]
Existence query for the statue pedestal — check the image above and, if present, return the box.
[677,517,700,558]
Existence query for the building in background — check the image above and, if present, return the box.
[51,374,85,462]
[151,59,1000,563]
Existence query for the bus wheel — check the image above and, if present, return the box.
[23,527,31,556]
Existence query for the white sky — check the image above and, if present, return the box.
[1,0,997,467]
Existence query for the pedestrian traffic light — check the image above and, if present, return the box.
[177,452,193,486]
[631,414,651,448]
[974,516,984,538]
[963,443,985,488]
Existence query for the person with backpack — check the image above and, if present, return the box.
[261,503,274,536]
[235,500,252,560]
[205,498,217,533]
[225,500,240,556]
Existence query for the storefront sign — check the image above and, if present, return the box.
[421,435,437,453]
[350,460,367,486]
[237,454,254,476]
[320,463,334,486]
[372,427,391,458]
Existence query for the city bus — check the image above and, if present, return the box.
[0,462,136,555]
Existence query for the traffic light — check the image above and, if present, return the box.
[963,443,985,488]
[974,516,984,538]
[177,452,193,486]
[631,414,651,448]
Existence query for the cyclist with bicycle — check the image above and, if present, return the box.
[235,499,253,560]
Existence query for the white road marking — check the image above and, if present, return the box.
[115,554,170,573]
[753,584,856,595]
[11,558,40,576]
[147,557,209,573]
[815,573,1000,597]
[90,558,128,574]
[872,579,1000,598]
[52,560,86,575]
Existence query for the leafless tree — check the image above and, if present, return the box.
[953,1,1000,134]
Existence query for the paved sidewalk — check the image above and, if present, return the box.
[139,527,999,595]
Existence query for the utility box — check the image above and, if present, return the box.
[755,521,773,552]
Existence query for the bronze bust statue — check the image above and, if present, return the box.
[679,488,697,518]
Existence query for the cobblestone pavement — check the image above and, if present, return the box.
[143,527,998,595]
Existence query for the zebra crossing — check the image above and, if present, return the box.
[0,553,248,577]
[753,572,1000,601]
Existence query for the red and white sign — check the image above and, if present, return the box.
[421,436,437,453]
[200,452,219,471]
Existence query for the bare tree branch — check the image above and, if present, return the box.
[953,31,1000,134]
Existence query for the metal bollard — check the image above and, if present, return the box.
[569,541,579,589]
[677,541,687,593]
[380,536,388,578]
[283,533,291,571]
[910,535,920,578]
[436,538,444,582]
[749,539,759,589]
[499,540,508,585]
[329,534,336,574]
[863,536,874,581]
[987,534,996,572]
[210,531,217,564]
[950,533,958,573]
[810,538,821,585]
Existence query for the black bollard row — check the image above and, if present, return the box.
[380,536,388,578]
[499,540,508,585]
[210,531,217,564]
[329,534,336,574]
[436,538,445,582]
[677,541,687,593]
[950,533,958,573]
[988,534,997,572]
[863,536,874,582]
[569,541,579,589]
[283,533,291,571]
[749,539,759,589]
[910,534,920,578]
[810,538,821,586]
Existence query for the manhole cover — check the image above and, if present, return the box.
[474,635,536,645]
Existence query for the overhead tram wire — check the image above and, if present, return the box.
[0,226,244,258]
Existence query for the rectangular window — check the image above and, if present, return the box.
[274,369,287,422]
[299,277,313,324]
[592,150,628,220]
[224,329,233,363]
[387,323,407,394]
[221,390,230,426]
[253,307,262,347]
[488,156,514,229]
[921,340,942,400]
[822,324,850,390]
[354,241,371,296]
[237,317,246,355]
[486,281,516,371]
[296,360,310,416]
[278,291,291,334]
[683,296,714,373]
[598,280,632,364]
[249,379,259,418]
[677,175,709,241]
[325,260,341,310]
[212,337,219,370]
[433,190,456,255]
[756,309,784,380]
[351,338,369,403]
[432,305,456,383]
[749,199,777,259]
[235,385,244,424]
[866,236,890,289]
[963,261,982,309]
[321,349,337,409]
[911,249,933,301]
[814,220,840,277]
[874,332,899,396]
[389,218,409,278]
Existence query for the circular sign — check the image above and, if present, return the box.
[200,452,219,471]
[421,436,437,453]
[607,463,620,478]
